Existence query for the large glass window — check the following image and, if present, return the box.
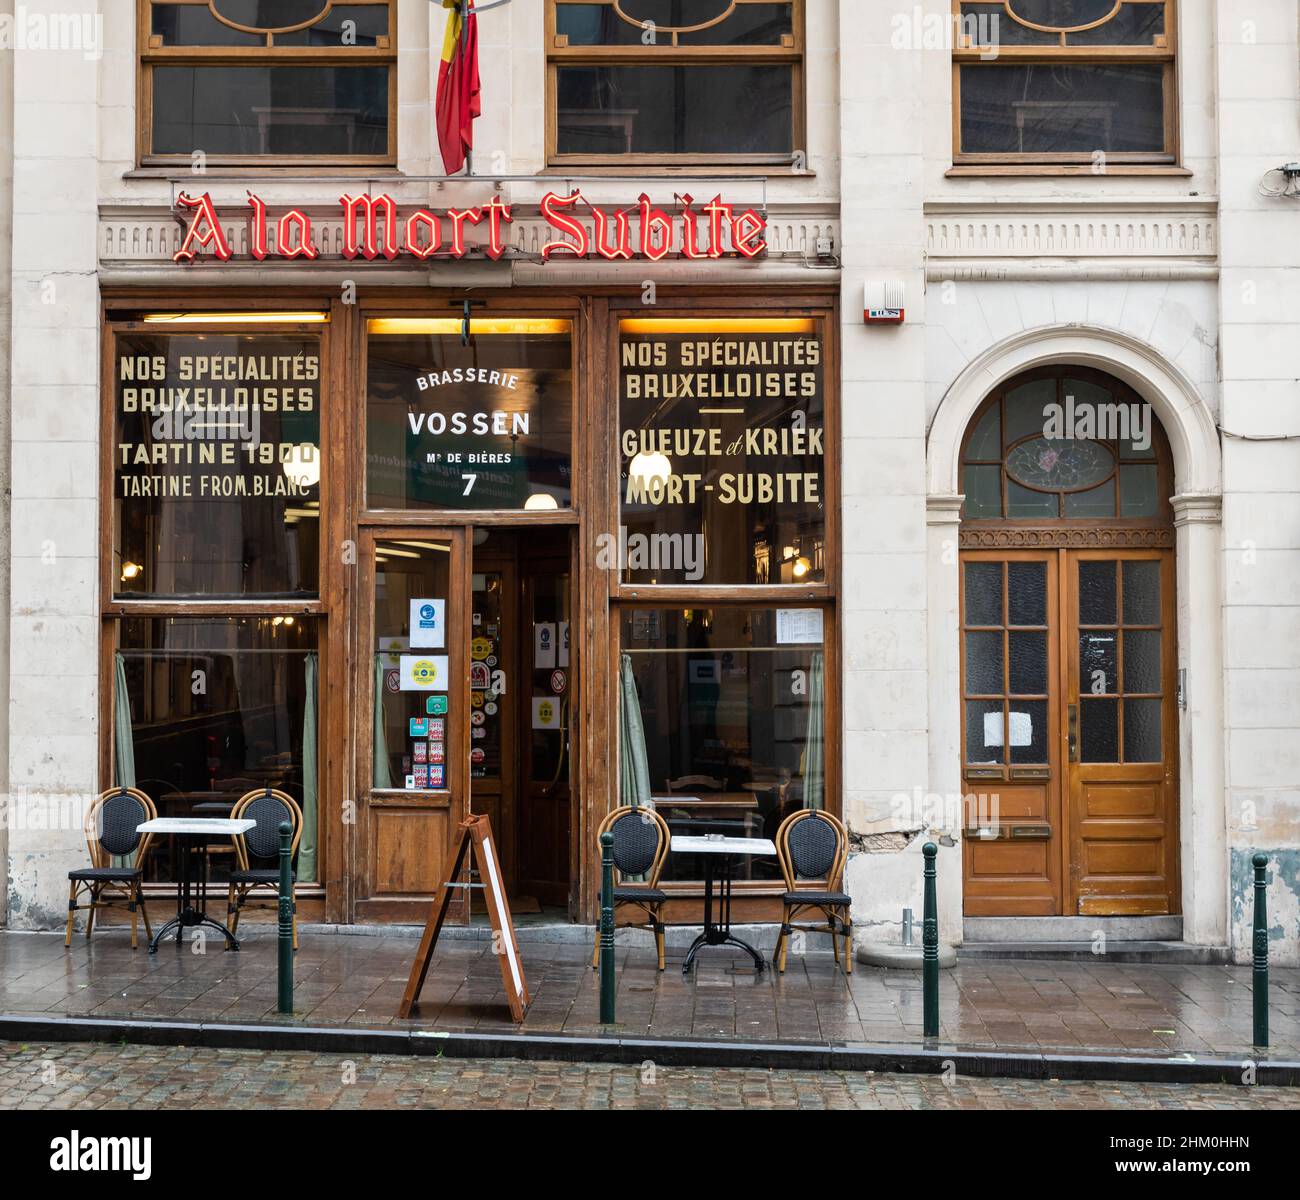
[953,1,1176,165]
[140,1,395,165]
[365,319,574,511]
[113,330,322,599]
[547,0,803,164]
[620,607,826,882]
[115,616,320,883]
[619,317,825,585]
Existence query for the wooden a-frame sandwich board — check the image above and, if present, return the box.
[399,813,530,1022]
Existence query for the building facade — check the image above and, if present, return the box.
[2,0,1297,964]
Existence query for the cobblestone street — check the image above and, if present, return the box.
[3,1040,1297,1111]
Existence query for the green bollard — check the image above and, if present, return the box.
[1252,852,1268,1048]
[599,831,616,1024]
[278,821,294,1015]
[922,842,939,1040]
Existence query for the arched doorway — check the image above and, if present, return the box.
[958,367,1180,917]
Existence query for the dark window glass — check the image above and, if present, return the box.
[1119,464,1159,516]
[1009,631,1047,695]
[557,3,650,45]
[619,321,824,585]
[1006,0,1128,28]
[1080,697,1119,762]
[117,616,319,883]
[1079,560,1116,625]
[276,5,388,44]
[1080,631,1118,694]
[114,332,321,599]
[1006,481,1058,519]
[966,700,1003,765]
[960,63,1166,155]
[366,325,573,511]
[211,0,332,28]
[1007,562,1046,626]
[960,3,1056,45]
[965,562,1003,626]
[153,4,264,45]
[1064,479,1117,518]
[559,1,788,46]
[1124,697,1162,762]
[1068,3,1165,45]
[966,631,1004,695]
[621,607,826,882]
[1009,700,1048,763]
[1124,630,1161,694]
[556,65,792,155]
[962,464,1002,518]
[152,65,389,156]
[679,4,793,45]
[1123,560,1161,625]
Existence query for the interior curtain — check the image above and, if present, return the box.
[373,656,393,790]
[299,653,319,882]
[619,653,651,808]
[112,653,137,868]
[803,650,825,810]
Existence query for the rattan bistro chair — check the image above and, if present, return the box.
[773,809,853,975]
[65,788,157,950]
[590,805,671,972]
[225,788,303,950]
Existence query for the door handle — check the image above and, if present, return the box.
[1068,703,1078,763]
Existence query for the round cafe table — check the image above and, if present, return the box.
[135,817,255,952]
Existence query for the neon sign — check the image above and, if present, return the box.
[173,191,767,264]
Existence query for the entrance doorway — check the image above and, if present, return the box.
[957,368,1180,916]
[469,527,573,914]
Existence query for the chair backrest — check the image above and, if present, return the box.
[86,788,157,867]
[665,774,723,793]
[776,809,847,891]
[231,788,302,868]
[596,805,670,886]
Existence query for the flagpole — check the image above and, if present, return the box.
[461,0,472,176]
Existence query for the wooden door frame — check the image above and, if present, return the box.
[351,524,471,922]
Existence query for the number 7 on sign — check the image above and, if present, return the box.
[462,474,476,496]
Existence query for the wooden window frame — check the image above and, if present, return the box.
[951,0,1179,170]
[545,0,807,171]
[136,0,398,170]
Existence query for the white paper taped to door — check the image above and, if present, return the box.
[984,711,1032,748]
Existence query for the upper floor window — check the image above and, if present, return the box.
[953,1,1176,167]
[139,1,395,166]
[546,0,803,166]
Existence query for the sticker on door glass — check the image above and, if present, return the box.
[470,660,490,690]
[532,696,561,730]
[534,622,556,668]
[426,694,448,716]
[400,655,448,691]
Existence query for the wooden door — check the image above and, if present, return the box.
[355,528,470,921]
[514,537,572,907]
[961,551,1064,915]
[1066,550,1179,915]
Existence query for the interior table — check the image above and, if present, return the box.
[136,818,255,953]
[669,835,777,974]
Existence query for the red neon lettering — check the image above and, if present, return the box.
[540,191,589,259]
[247,194,269,260]
[731,208,767,259]
[702,195,732,258]
[174,193,232,263]
[340,193,399,260]
[277,209,317,259]
[447,208,483,257]
[637,194,673,261]
[679,193,710,260]
[405,210,442,260]
[592,205,634,261]
[483,195,512,260]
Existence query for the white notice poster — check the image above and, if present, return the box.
[400,654,449,691]
[557,620,570,667]
[409,599,446,649]
[776,609,824,645]
[534,622,557,668]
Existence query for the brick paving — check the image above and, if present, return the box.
[2,929,1296,1060]
[2,1040,1297,1110]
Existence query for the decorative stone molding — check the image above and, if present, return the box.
[959,526,1175,549]
[1170,493,1224,527]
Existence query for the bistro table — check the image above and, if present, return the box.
[136,817,255,953]
[669,834,777,974]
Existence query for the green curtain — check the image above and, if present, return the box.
[619,653,651,808]
[299,653,319,882]
[373,656,393,790]
[113,653,136,789]
[803,651,825,810]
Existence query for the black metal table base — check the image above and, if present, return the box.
[148,833,241,953]
[682,849,764,973]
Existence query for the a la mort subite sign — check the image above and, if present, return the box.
[172,190,769,264]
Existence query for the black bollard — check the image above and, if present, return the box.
[922,842,939,1039]
[1252,852,1268,1048]
[278,821,294,1014]
[599,831,616,1024]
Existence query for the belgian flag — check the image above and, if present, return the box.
[437,0,481,175]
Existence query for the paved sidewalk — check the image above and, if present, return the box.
[3,1040,1297,1110]
[2,929,1296,1061]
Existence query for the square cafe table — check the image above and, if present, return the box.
[136,817,255,953]
[669,834,777,973]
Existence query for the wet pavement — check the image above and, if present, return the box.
[3,1039,1297,1110]
[2,928,1296,1060]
